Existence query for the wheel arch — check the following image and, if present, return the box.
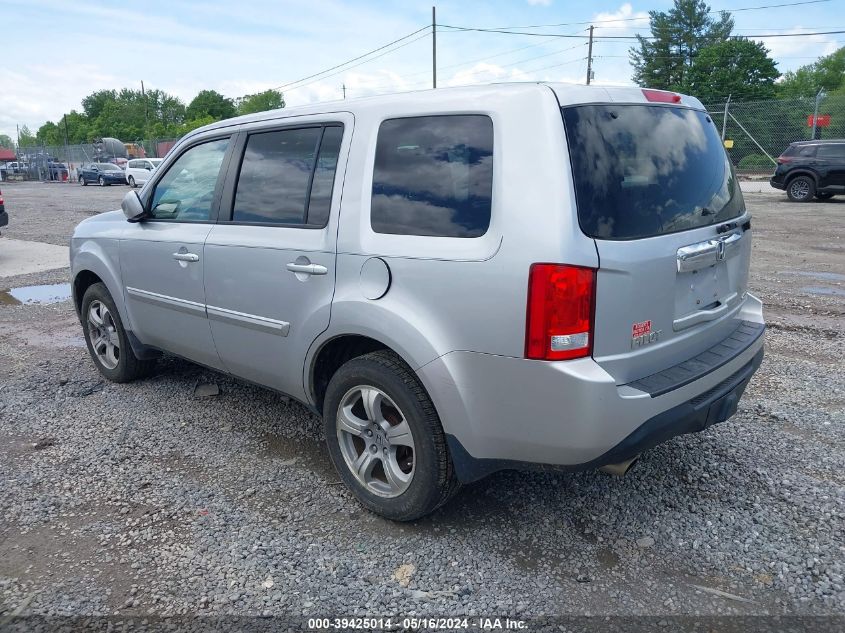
[784,169,818,185]
[306,325,440,415]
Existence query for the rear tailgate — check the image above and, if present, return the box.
[561,100,752,384]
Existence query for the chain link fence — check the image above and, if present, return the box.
[705,94,845,175]
[1,138,178,182]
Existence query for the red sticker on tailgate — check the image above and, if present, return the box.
[632,320,652,337]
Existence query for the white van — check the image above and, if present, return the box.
[125,158,163,187]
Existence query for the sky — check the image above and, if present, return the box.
[2,0,844,141]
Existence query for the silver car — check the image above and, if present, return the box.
[70,84,765,520]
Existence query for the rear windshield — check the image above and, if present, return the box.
[562,105,743,240]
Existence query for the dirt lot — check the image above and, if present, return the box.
[0,181,843,623]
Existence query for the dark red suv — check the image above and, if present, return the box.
[770,140,845,202]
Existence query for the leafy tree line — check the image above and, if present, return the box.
[31,88,285,147]
[630,0,844,102]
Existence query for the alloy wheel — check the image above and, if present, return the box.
[87,300,120,370]
[336,385,415,498]
[789,179,810,200]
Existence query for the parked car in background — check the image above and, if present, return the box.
[78,163,126,186]
[0,187,7,231]
[125,158,163,187]
[48,162,69,181]
[770,139,845,202]
[70,84,765,520]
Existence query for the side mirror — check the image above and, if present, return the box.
[122,190,148,222]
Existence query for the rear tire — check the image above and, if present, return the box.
[128,175,136,188]
[81,283,156,383]
[323,350,460,521]
[79,176,86,186]
[98,176,105,187]
[786,175,815,202]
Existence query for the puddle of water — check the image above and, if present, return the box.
[0,283,72,306]
[801,285,845,297]
[780,270,845,282]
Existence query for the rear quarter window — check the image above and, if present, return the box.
[371,115,493,238]
[562,104,744,240]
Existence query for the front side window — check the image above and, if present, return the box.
[371,115,494,238]
[149,138,229,222]
[233,125,342,226]
[817,144,845,159]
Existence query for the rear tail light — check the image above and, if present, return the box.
[642,89,681,103]
[776,156,792,164]
[525,264,596,361]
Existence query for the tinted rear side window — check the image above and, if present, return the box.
[371,115,493,238]
[234,127,321,225]
[562,105,743,240]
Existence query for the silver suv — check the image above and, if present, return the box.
[70,84,765,520]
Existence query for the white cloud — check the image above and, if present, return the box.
[593,3,650,32]
[527,0,553,6]
[757,29,839,60]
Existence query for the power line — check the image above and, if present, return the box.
[283,30,432,93]
[462,0,832,31]
[439,24,845,41]
[272,25,430,92]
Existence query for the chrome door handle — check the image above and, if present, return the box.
[286,262,328,275]
[173,252,199,262]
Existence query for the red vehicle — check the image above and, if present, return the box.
[0,187,7,231]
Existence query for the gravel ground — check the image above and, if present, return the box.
[0,181,843,620]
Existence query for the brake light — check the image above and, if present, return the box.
[776,156,792,164]
[525,264,596,361]
[642,89,681,103]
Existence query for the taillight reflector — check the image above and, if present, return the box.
[642,89,681,103]
[525,264,596,361]
[776,156,792,164]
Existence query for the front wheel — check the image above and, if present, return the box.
[323,350,460,521]
[128,175,136,188]
[787,175,815,202]
[79,176,87,186]
[98,176,106,187]
[81,283,156,383]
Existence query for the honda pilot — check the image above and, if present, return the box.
[70,84,765,520]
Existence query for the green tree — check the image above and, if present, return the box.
[777,47,845,98]
[81,89,119,119]
[186,90,236,121]
[236,89,285,115]
[18,125,36,148]
[0,134,13,148]
[630,0,734,92]
[687,39,780,102]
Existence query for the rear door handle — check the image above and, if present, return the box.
[173,252,199,262]
[286,262,328,275]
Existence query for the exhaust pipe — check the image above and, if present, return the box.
[599,455,639,477]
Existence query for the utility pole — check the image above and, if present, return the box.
[811,87,824,140]
[141,80,148,140]
[432,6,437,89]
[721,94,731,141]
[342,83,346,99]
[585,25,594,85]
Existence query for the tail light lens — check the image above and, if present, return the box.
[776,156,792,164]
[525,264,596,361]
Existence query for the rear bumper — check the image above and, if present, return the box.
[769,177,786,191]
[418,294,765,483]
[0,208,7,228]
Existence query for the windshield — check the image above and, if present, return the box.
[97,163,120,171]
[562,104,744,240]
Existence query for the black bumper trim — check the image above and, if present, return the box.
[446,347,764,484]
[624,321,765,398]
